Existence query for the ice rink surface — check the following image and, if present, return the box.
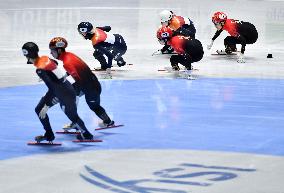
[0,0,284,193]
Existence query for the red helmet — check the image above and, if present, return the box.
[49,37,68,49]
[212,12,227,24]
[156,26,173,41]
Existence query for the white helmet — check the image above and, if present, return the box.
[159,10,173,23]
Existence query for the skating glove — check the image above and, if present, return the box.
[161,45,174,54]
[207,40,214,50]
[152,50,162,56]
[237,53,245,63]
[39,104,49,119]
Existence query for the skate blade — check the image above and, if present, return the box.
[27,141,62,146]
[72,139,103,143]
[92,69,116,72]
[158,68,198,72]
[212,51,238,55]
[95,124,124,131]
[56,131,80,134]
[211,53,237,56]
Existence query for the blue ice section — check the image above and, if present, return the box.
[0,78,284,160]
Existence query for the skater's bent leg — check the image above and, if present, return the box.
[170,55,192,70]
[224,36,240,53]
[60,102,90,134]
[34,94,56,141]
[93,49,108,70]
[85,92,112,124]
[35,96,54,132]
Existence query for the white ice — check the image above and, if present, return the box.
[0,0,284,87]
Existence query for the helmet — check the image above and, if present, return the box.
[159,10,173,23]
[49,37,68,49]
[22,42,39,59]
[77,22,93,34]
[212,12,227,24]
[157,26,173,41]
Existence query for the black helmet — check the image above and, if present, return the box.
[77,22,93,33]
[22,42,39,59]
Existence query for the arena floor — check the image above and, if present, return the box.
[0,0,284,193]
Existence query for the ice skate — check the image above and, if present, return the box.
[225,45,237,54]
[98,120,115,128]
[62,122,78,132]
[73,131,103,143]
[96,121,124,131]
[35,131,55,143]
[171,64,180,71]
[216,45,237,55]
[116,59,126,67]
[93,67,106,71]
[163,67,173,72]
[176,70,196,80]
[174,64,196,80]
[163,64,180,72]
[76,131,94,140]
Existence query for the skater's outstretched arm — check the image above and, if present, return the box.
[212,29,223,41]
[207,30,223,50]
[96,26,111,32]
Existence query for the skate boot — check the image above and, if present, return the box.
[76,131,94,140]
[225,45,237,54]
[93,67,106,71]
[117,59,126,67]
[98,120,115,128]
[168,63,180,71]
[185,64,193,71]
[35,130,55,142]
[62,122,78,132]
